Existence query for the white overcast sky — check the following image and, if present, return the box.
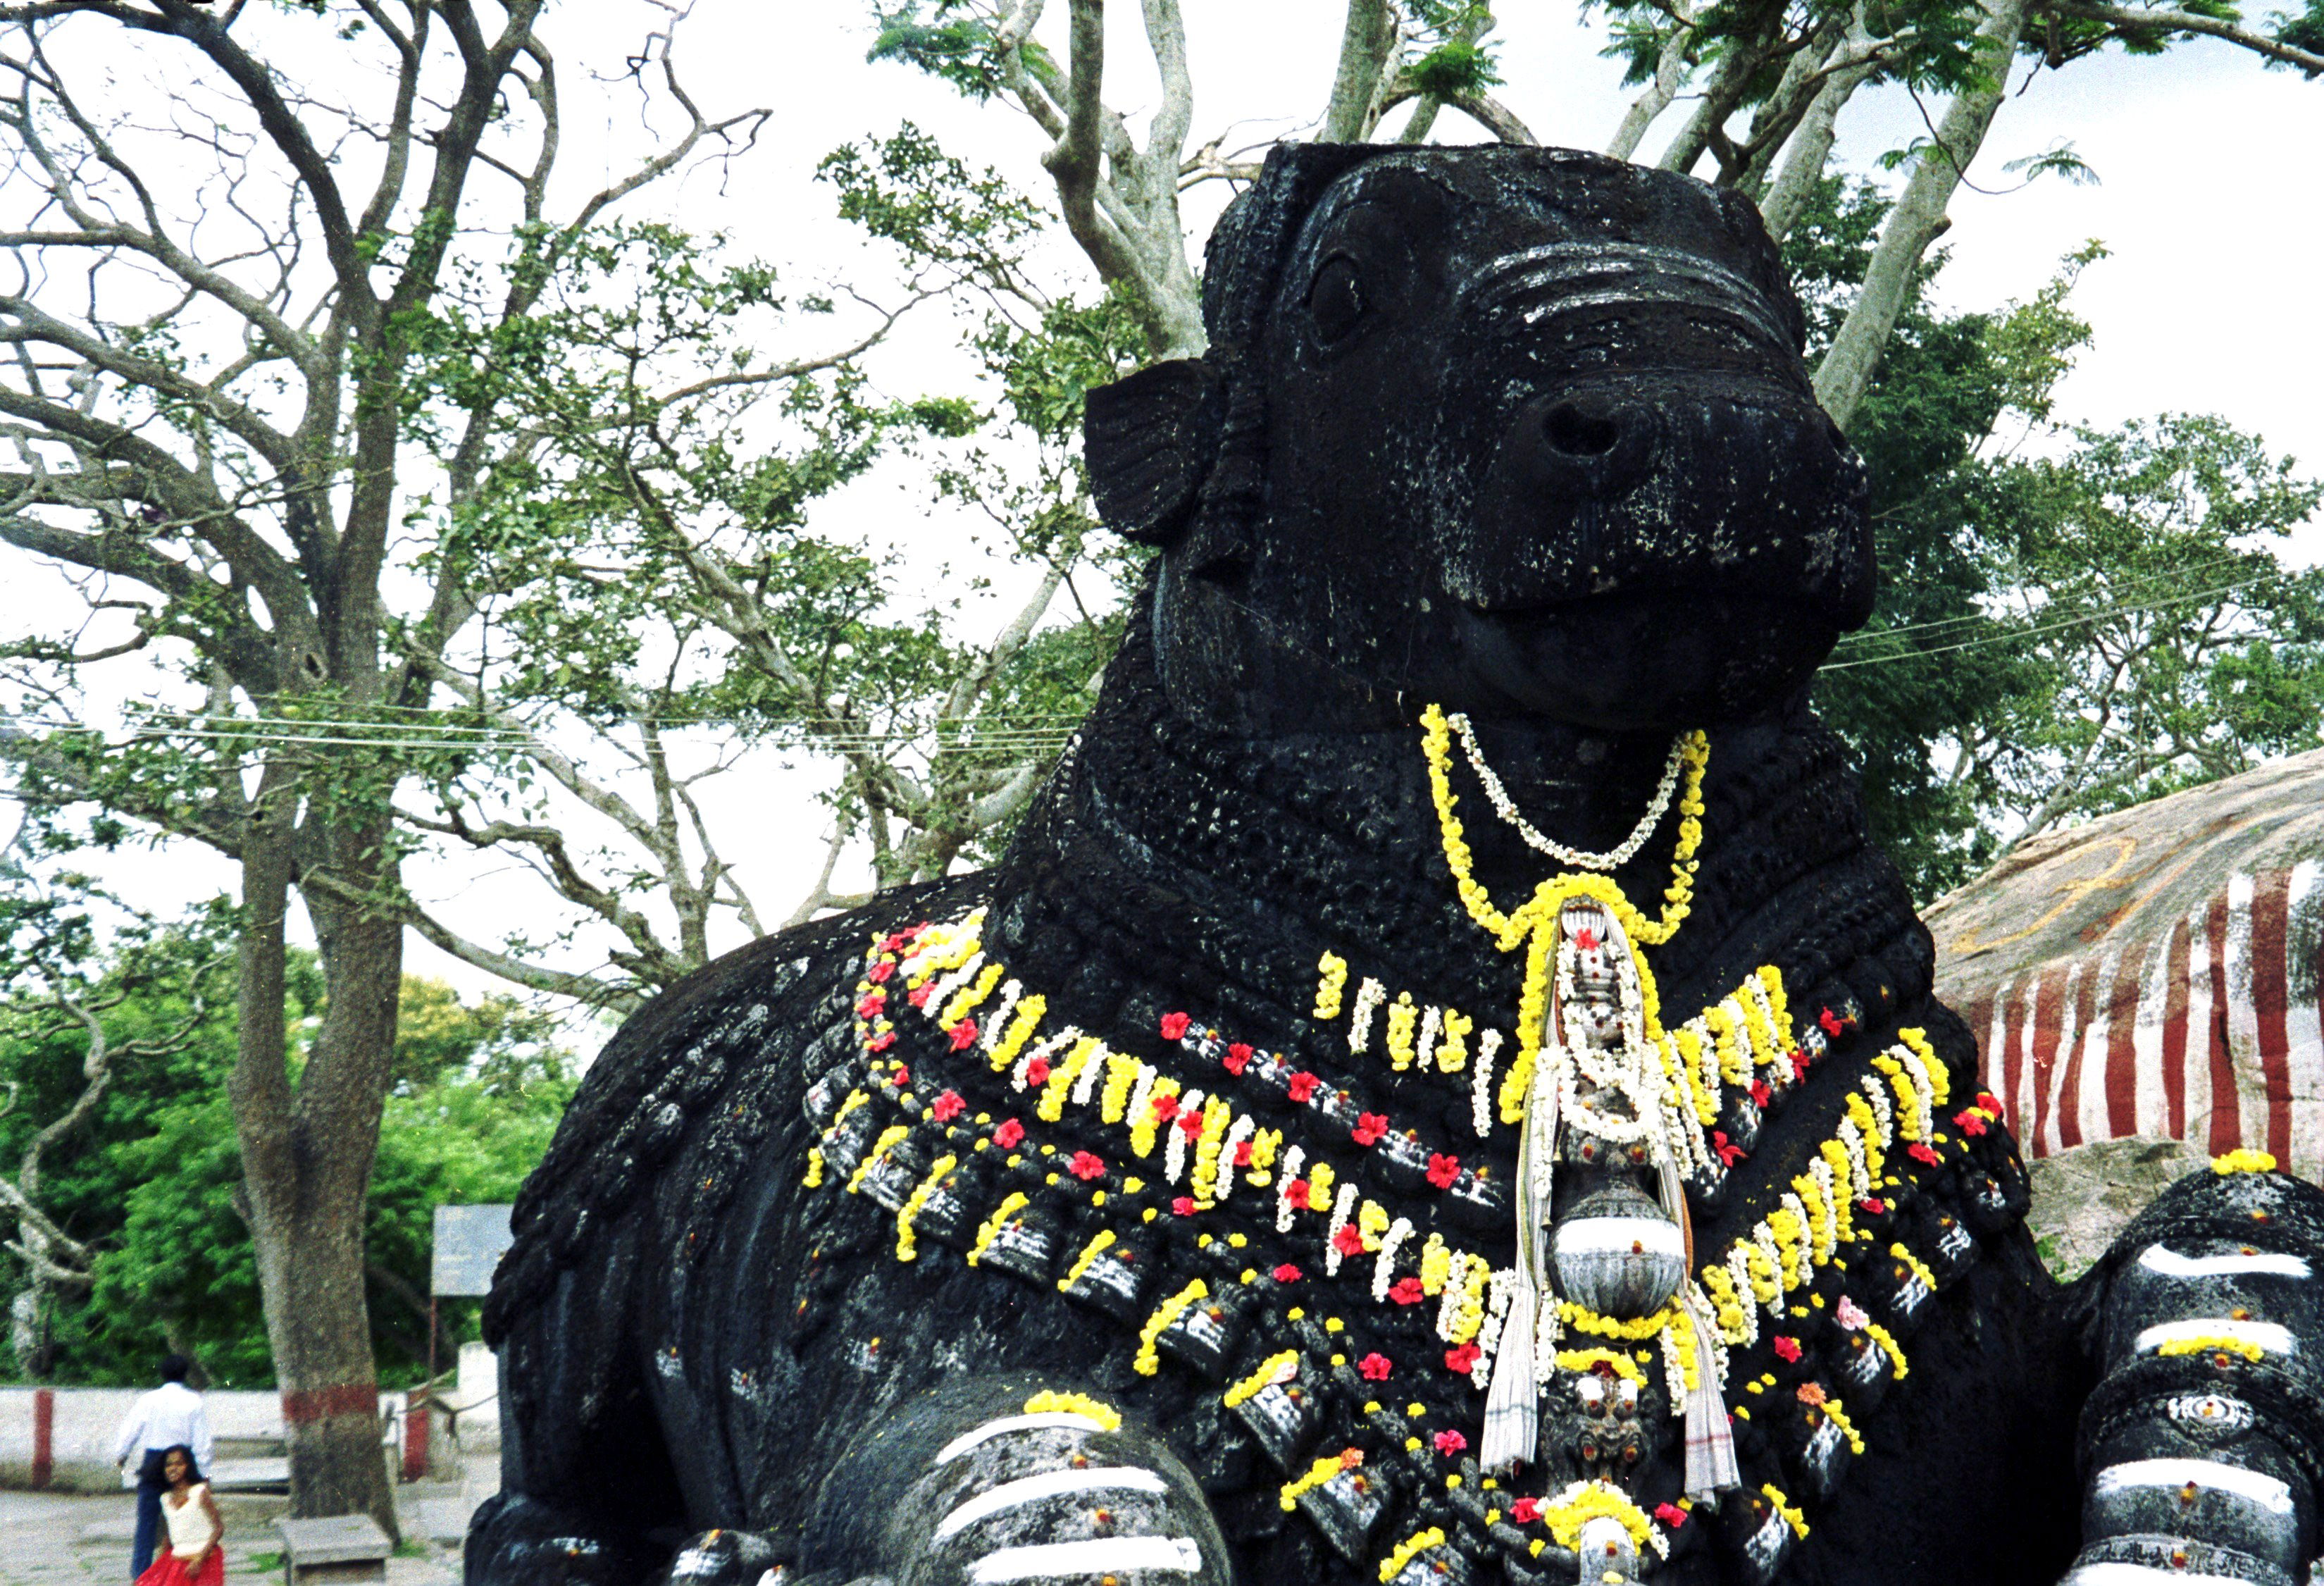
[11,2,2321,1024]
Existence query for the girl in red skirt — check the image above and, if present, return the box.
[134,1444,223,1586]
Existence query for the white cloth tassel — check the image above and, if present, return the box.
[1682,1289,1741,1500]
[1482,1031,1559,1473]
[1480,1277,1539,1470]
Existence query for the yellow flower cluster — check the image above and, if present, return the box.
[1436,1007,1472,1073]
[1023,1389,1121,1430]
[1058,1229,1117,1292]
[2155,1332,2267,1363]
[1038,1035,1103,1122]
[1419,1234,1452,1296]
[967,1192,1029,1267]
[1313,952,1348,1020]
[1375,1527,1446,1584]
[986,993,1047,1072]
[1820,1396,1865,1455]
[1129,1075,1181,1158]
[1761,1483,1809,1539]
[1446,1259,1488,1344]
[1559,1299,1681,1342]
[940,963,1005,1027]
[1540,1480,1653,1551]
[802,1148,826,1189]
[1553,1347,1646,1384]
[1279,1451,1357,1511]
[1865,1319,1907,1380]
[1135,1280,1209,1375]
[1386,993,1419,1072]
[1189,1096,1234,1205]
[1224,1351,1302,1408]
[1890,1242,1938,1294]
[2213,1147,2278,1175]
[1898,1028,1951,1105]
[848,1124,910,1195]
[895,1154,957,1262]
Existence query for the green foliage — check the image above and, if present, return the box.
[1797,176,2322,896]
[0,917,571,1386]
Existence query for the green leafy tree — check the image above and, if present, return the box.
[1798,178,2324,894]
[862,0,2317,408]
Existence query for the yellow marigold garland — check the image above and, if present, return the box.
[1135,1280,1209,1375]
[1058,1229,1117,1292]
[1762,1483,1810,1539]
[2213,1147,2278,1175]
[1280,1451,1359,1511]
[1553,1347,1646,1384]
[1865,1319,1908,1379]
[1377,1527,1447,1584]
[1313,952,1349,1020]
[895,1154,957,1262]
[1540,1480,1654,1552]
[2155,1332,2268,1363]
[1225,1351,1301,1409]
[967,1191,1029,1267]
[848,1124,910,1195]
[1023,1389,1121,1430]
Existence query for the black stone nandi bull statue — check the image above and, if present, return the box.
[469,144,2324,1586]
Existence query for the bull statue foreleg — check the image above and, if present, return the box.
[2062,1162,2324,1586]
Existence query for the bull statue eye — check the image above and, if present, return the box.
[1307,254,1365,346]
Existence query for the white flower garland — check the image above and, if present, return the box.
[921,952,985,1019]
[1416,1005,1443,1072]
[1474,1268,1519,1388]
[1436,1251,1473,1341]
[1447,710,1687,872]
[1071,1039,1107,1105]
[1372,1218,1415,1302]
[1218,1115,1255,1204]
[1014,1028,1078,1092]
[1166,1088,1203,1184]
[1471,1030,1503,1138]
[1275,1147,1307,1234]
[1348,978,1386,1054]
[978,980,1023,1053]
[1324,1181,1361,1276]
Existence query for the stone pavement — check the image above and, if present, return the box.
[0,1488,462,1586]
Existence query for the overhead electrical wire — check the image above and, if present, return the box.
[0,569,2287,752]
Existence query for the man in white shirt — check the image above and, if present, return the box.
[111,1354,213,1578]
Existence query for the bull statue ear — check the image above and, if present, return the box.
[1083,359,1222,547]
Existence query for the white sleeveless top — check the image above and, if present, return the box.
[165,1482,218,1558]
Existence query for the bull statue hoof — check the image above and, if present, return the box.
[466,144,2324,1586]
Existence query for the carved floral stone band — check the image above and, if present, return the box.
[1444,711,1687,873]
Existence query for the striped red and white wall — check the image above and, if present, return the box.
[1926,750,2324,1175]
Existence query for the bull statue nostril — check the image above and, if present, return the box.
[1542,402,1622,458]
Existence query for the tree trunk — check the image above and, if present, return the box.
[1810,0,2032,428]
[230,792,404,1539]
[1757,42,1878,244]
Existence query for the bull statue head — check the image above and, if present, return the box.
[1086,143,1875,735]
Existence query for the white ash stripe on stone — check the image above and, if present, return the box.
[1959,863,2324,1170]
[965,1536,1205,1584]
[2132,1318,2294,1358]
[2225,874,2272,1167]
[2285,858,2324,1179]
[1549,1218,1686,1256]
[2131,929,2173,1142]
[2065,1565,2253,1586]
[934,1468,1172,1542]
[2137,1245,2311,1281]
[2091,1456,2294,1513]
[937,1413,1111,1466]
